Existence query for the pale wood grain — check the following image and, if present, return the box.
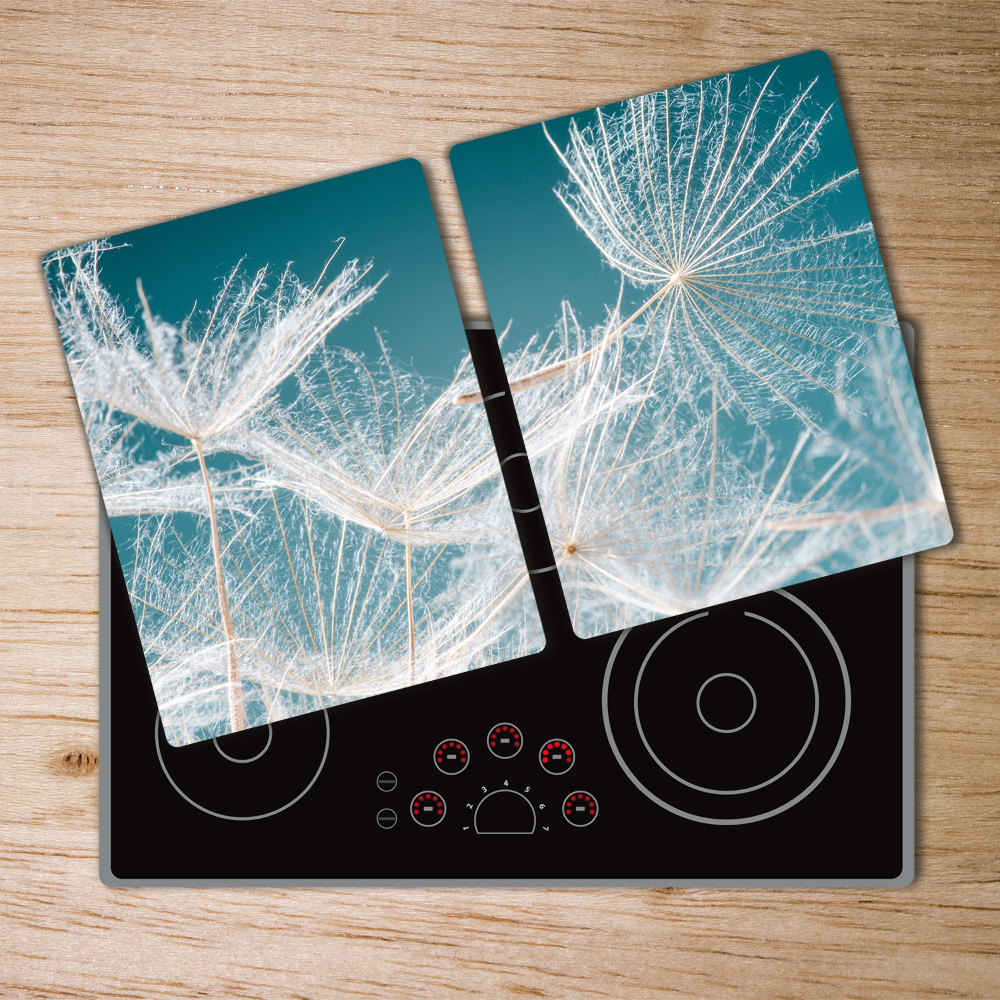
[0,1,998,997]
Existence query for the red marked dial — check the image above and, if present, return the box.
[562,790,598,827]
[488,722,523,759]
[539,739,575,775]
[434,738,470,775]
[410,790,446,827]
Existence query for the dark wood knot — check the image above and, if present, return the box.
[57,749,99,776]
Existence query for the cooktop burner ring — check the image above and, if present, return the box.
[153,709,331,822]
[212,724,273,764]
[603,588,851,825]
[631,609,823,797]
[695,672,758,734]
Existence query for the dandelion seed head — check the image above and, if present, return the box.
[546,68,895,427]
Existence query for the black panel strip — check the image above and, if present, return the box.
[465,327,574,646]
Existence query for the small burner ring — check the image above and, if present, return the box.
[696,672,757,734]
[154,709,330,822]
[213,724,273,763]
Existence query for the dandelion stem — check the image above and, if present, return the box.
[192,436,243,732]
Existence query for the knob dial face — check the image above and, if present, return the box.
[539,739,574,775]
[487,722,523,759]
[376,808,397,829]
[563,791,599,827]
[410,790,446,827]
[434,738,470,774]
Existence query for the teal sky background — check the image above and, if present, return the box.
[449,50,879,352]
[92,157,467,386]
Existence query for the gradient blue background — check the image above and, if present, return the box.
[93,157,466,385]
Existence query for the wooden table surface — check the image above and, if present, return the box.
[1,2,997,996]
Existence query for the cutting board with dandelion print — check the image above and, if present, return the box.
[44,159,545,746]
[450,49,953,641]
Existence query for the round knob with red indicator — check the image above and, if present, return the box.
[539,738,574,775]
[562,790,598,827]
[434,738,469,774]
[487,722,522,759]
[410,790,446,827]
